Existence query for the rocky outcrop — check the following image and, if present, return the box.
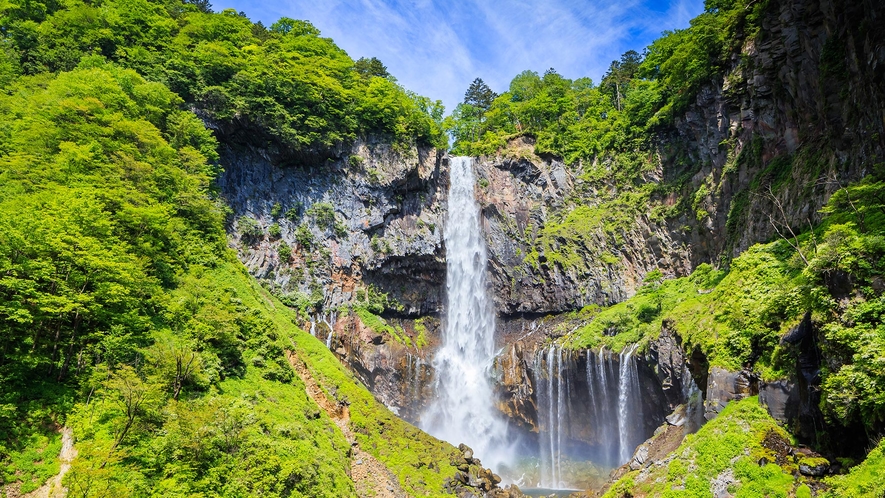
[704,367,757,420]
[444,444,525,498]
[310,312,441,424]
[473,142,695,315]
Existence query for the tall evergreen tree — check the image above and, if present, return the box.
[463,77,497,112]
[354,57,391,79]
[602,50,643,110]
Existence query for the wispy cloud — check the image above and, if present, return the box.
[212,0,703,112]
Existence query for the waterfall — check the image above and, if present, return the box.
[617,344,643,463]
[587,347,618,466]
[537,345,562,488]
[421,157,511,467]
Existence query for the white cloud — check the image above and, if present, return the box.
[212,0,704,112]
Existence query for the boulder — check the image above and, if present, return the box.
[704,367,756,420]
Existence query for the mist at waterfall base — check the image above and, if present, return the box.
[420,156,518,472]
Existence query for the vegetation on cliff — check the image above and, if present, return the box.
[447,0,763,157]
[604,397,813,498]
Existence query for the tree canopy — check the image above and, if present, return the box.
[0,1,447,154]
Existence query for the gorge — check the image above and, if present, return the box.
[1,0,884,496]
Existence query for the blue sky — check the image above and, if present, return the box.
[210,0,704,113]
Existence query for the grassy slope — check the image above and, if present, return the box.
[210,262,461,497]
[823,438,885,498]
[604,397,810,498]
[57,259,460,497]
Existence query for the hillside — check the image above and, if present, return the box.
[0,2,498,496]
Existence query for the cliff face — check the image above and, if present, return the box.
[214,0,885,453]
[474,143,695,314]
[216,137,449,317]
[474,0,885,316]
[216,0,884,323]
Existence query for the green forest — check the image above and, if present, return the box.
[1,0,884,496]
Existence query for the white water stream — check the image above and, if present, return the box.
[421,156,512,468]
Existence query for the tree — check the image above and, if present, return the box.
[354,57,391,79]
[104,366,155,454]
[269,17,320,36]
[463,77,497,113]
[602,50,643,110]
[184,0,212,14]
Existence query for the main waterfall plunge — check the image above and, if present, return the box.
[421,157,514,468]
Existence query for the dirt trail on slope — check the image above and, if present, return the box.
[18,427,77,498]
[285,351,406,498]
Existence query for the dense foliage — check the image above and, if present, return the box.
[447,0,766,158]
[0,56,350,495]
[0,0,447,153]
[604,397,814,497]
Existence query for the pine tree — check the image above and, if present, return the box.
[463,77,497,112]
[354,57,391,79]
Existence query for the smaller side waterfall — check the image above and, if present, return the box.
[537,345,568,488]
[535,343,649,486]
[587,347,618,466]
[617,344,643,463]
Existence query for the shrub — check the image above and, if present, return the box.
[294,224,314,250]
[238,215,263,239]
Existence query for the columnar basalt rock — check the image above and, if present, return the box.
[217,138,449,316]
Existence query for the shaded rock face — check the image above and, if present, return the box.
[216,138,454,425]
[217,138,448,316]
[760,312,869,455]
[310,312,441,424]
[649,325,698,411]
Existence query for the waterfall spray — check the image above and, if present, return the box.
[421,157,511,468]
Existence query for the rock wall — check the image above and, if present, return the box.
[216,137,449,316]
[494,339,669,450]
[472,0,885,316]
